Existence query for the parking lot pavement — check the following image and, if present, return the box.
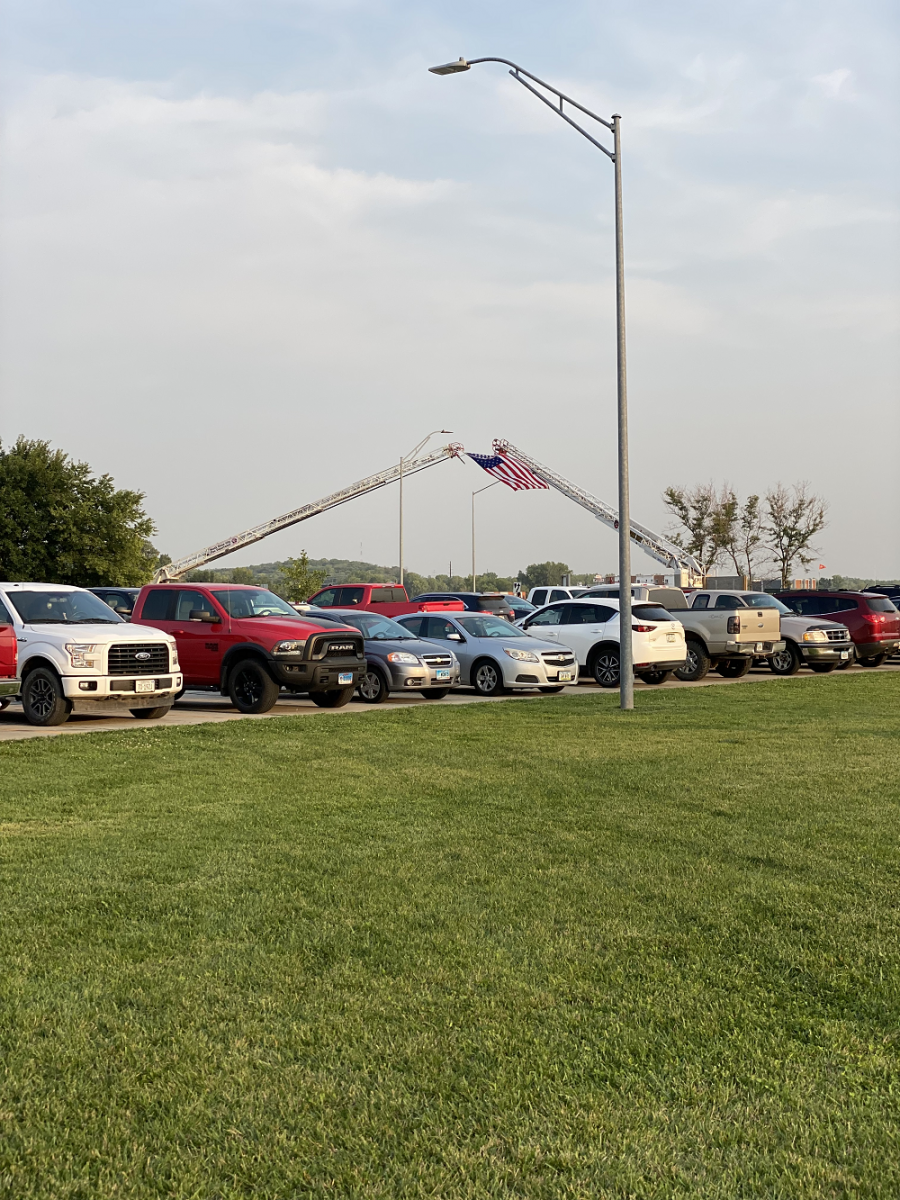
[1,662,897,743]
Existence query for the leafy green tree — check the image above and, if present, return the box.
[231,567,254,584]
[764,483,827,589]
[720,491,769,582]
[276,552,328,603]
[662,483,733,576]
[517,562,571,590]
[0,436,156,585]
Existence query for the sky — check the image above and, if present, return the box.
[1,0,898,580]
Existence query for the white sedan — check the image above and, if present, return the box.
[519,598,686,687]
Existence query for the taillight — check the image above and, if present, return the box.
[727,615,741,634]
[632,624,655,633]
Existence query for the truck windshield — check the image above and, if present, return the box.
[743,594,792,614]
[7,590,124,624]
[211,589,301,619]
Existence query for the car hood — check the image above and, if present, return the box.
[228,616,359,638]
[475,635,565,654]
[26,622,173,643]
[780,615,849,636]
[362,637,449,658]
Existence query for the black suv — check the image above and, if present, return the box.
[413,592,516,621]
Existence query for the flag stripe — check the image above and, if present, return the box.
[467,451,549,491]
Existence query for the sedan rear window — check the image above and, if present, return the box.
[632,604,676,623]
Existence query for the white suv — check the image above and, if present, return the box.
[0,583,182,726]
[520,597,686,687]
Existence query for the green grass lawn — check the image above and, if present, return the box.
[1,675,899,1199]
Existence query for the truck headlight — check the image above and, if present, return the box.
[170,644,180,670]
[273,640,307,654]
[387,652,420,664]
[802,630,828,643]
[65,643,100,669]
[504,647,539,662]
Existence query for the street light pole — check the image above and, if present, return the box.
[429,56,634,709]
[472,481,500,590]
[399,430,453,587]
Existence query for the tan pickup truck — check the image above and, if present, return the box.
[583,584,785,681]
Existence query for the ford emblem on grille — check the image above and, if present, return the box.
[134,651,152,661]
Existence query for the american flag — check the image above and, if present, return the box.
[467,451,549,492]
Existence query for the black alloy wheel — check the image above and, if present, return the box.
[358,668,389,704]
[674,640,710,683]
[769,642,801,676]
[717,658,752,679]
[592,648,621,689]
[421,688,450,700]
[130,705,172,719]
[228,659,281,714]
[311,686,354,708]
[859,652,887,668]
[472,660,504,697]
[22,667,70,727]
[637,669,673,686]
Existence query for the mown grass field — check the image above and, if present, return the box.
[1,674,899,1198]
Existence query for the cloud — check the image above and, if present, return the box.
[811,67,854,99]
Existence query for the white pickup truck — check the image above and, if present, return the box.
[0,582,182,726]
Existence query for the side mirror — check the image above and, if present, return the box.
[448,632,464,642]
[190,609,221,624]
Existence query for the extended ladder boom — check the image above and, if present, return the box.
[154,443,464,582]
[493,439,703,579]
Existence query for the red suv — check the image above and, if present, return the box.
[776,591,900,667]
[133,583,365,712]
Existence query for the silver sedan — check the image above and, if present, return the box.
[395,612,577,696]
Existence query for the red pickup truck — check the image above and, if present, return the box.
[307,583,463,619]
[132,583,365,712]
[0,595,18,709]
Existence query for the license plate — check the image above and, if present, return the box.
[135,679,155,693]
[558,671,575,682]
[755,642,763,652]
[338,672,353,685]
[840,650,849,659]
[435,669,450,680]
[667,633,676,642]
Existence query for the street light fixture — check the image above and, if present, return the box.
[429,56,635,711]
[471,481,499,591]
[399,430,453,587]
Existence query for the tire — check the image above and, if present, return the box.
[22,667,70,727]
[837,652,855,671]
[0,697,11,711]
[591,647,621,689]
[227,658,281,714]
[808,662,837,674]
[130,705,172,719]
[717,658,752,679]
[538,686,565,694]
[422,688,450,700]
[859,652,887,669]
[173,686,186,702]
[637,669,673,685]
[769,642,801,676]
[358,667,389,704]
[674,640,710,683]
[311,686,354,708]
[472,659,505,697]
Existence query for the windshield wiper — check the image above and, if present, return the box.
[73,618,121,624]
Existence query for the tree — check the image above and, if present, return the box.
[662,484,733,576]
[764,483,827,589]
[517,562,571,590]
[276,551,328,603]
[0,436,156,585]
[231,567,254,584]
[720,491,769,582]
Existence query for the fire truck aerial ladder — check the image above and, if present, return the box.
[493,439,704,585]
[153,443,464,583]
